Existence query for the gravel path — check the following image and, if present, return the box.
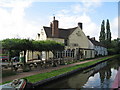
[2,57,104,83]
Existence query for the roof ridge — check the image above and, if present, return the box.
[58,27,77,30]
[43,26,77,30]
[43,26,77,39]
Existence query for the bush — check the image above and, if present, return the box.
[107,48,116,55]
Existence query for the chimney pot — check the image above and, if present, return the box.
[78,22,83,30]
[87,36,90,39]
[53,16,55,20]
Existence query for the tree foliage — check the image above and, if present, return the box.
[2,39,64,65]
[2,39,64,52]
[105,19,111,48]
[107,38,120,55]
[99,20,105,44]
[99,19,112,49]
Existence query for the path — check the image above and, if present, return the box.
[2,57,105,83]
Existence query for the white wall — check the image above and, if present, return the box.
[36,27,47,41]
[95,46,107,56]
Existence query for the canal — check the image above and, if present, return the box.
[38,56,120,89]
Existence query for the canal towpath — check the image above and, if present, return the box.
[2,57,110,83]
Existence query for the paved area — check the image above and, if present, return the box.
[2,57,105,83]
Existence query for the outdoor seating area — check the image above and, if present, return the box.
[1,57,75,72]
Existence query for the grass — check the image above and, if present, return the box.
[24,55,117,83]
[0,81,11,85]
[1,55,118,84]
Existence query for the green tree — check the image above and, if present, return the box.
[2,39,20,60]
[99,20,105,44]
[107,38,120,55]
[118,39,120,54]
[106,19,111,48]
[2,39,65,70]
[2,39,21,71]
[18,39,33,65]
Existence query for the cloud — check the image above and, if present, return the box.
[0,0,40,40]
[0,0,32,8]
[71,4,83,13]
[70,0,102,14]
[53,2,102,41]
[111,17,118,39]
[56,13,99,40]
[0,1,118,41]
[53,1,117,40]
[81,0,102,8]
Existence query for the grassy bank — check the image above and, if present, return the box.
[24,55,117,83]
[1,55,118,84]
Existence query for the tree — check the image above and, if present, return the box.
[18,39,33,65]
[118,39,120,54]
[2,39,65,68]
[99,20,105,44]
[107,38,120,55]
[2,39,22,71]
[2,39,20,60]
[106,19,111,48]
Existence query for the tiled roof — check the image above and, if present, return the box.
[89,38,105,47]
[43,26,77,39]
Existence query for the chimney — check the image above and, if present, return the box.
[91,37,95,41]
[78,22,83,30]
[51,16,59,37]
[50,22,52,28]
[87,36,90,39]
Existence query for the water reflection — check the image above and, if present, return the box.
[40,57,120,89]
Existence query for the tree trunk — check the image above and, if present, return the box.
[9,50,13,71]
[23,50,26,65]
[32,51,33,60]
[27,50,29,61]
[48,51,49,60]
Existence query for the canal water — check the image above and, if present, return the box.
[39,57,120,89]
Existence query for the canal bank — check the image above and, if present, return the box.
[35,55,120,89]
[2,55,118,85]
[2,56,107,84]
[31,55,119,89]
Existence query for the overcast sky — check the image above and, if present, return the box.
[0,0,119,41]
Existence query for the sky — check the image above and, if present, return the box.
[0,0,119,41]
[118,1,120,38]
